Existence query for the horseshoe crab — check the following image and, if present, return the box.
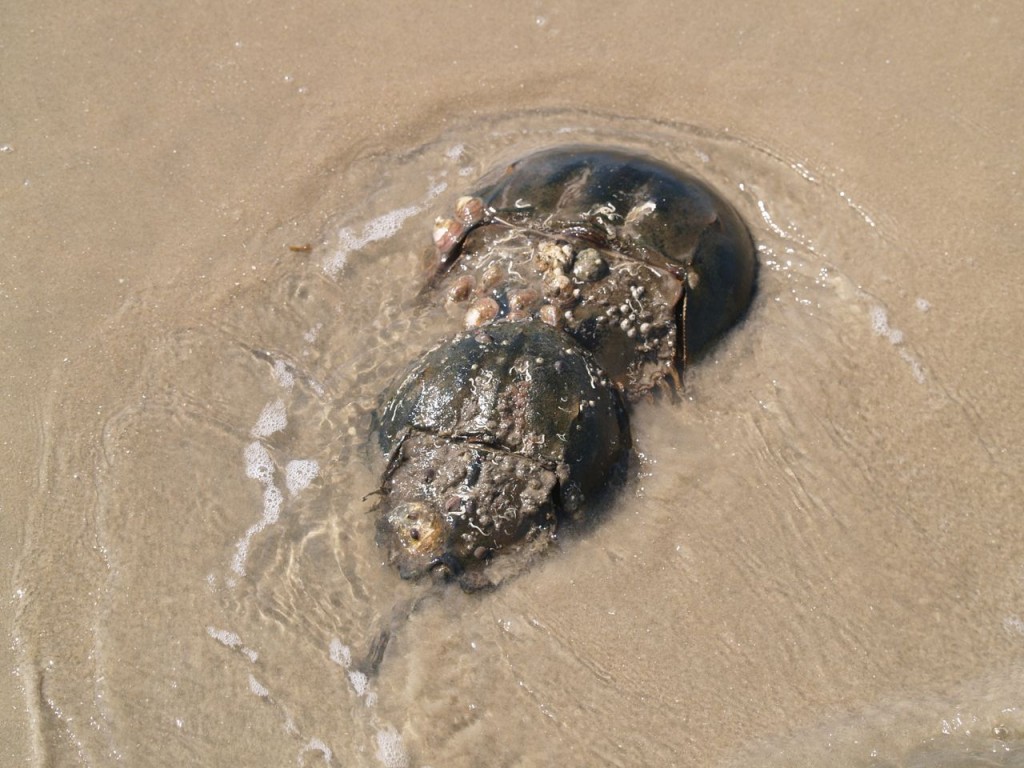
[430,146,757,399]
[374,320,629,590]
[372,146,756,589]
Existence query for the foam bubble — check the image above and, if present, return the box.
[230,541,249,577]
[260,485,283,525]
[329,638,352,668]
[206,627,241,648]
[303,323,322,343]
[325,205,422,276]
[323,180,449,276]
[869,305,888,336]
[348,669,369,697]
[899,349,926,384]
[244,441,274,484]
[251,399,287,437]
[870,305,926,382]
[869,305,904,344]
[285,459,319,497]
[206,626,259,662]
[248,674,269,698]
[237,415,289,577]
[1003,615,1024,635]
[272,360,294,389]
[374,725,409,768]
[231,483,283,576]
[301,739,333,763]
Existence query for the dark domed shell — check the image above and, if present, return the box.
[373,320,630,585]
[472,146,757,360]
[376,319,629,507]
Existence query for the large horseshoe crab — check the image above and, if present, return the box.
[371,146,757,590]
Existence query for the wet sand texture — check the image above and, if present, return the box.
[2,2,1022,766]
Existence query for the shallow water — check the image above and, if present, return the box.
[4,3,1023,767]
[10,110,1023,766]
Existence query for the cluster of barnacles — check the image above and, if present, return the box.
[425,195,687,400]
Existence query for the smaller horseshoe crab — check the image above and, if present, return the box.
[374,320,629,590]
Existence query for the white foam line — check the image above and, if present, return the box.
[233,438,285,578]
[231,484,283,576]
[838,189,877,228]
[328,637,406,762]
[869,305,926,383]
[323,180,448,276]
[285,459,320,497]
[250,399,287,438]
[248,674,270,699]
[300,739,333,764]
[271,360,294,390]
[244,440,275,484]
[329,636,373,700]
[869,305,903,345]
[348,669,369,697]
[206,626,259,662]
[328,638,352,668]
[206,627,242,648]
[757,199,791,241]
[374,724,410,768]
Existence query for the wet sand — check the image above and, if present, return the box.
[2,2,1022,766]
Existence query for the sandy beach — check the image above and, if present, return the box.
[2,2,1022,765]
